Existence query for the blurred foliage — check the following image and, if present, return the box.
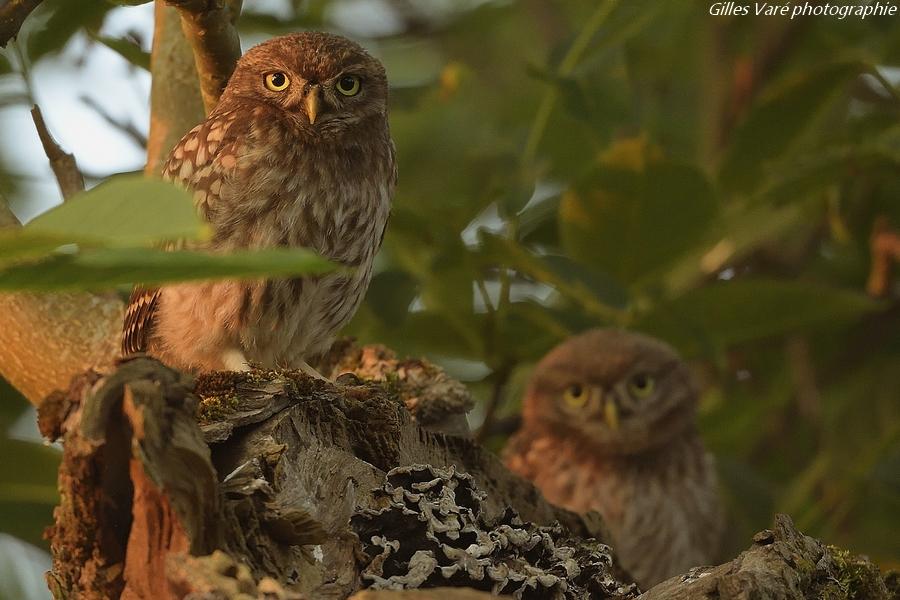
[0,0,898,589]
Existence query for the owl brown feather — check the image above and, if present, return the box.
[504,328,723,588]
[122,32,395,372]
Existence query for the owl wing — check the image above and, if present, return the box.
[121,110,245,356]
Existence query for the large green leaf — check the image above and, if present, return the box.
[634,279,882,356]
[718,62,862,195]
[0,230,76,268]
[0,247,335,291]
[25,175,205,248]
[560,159,718,285]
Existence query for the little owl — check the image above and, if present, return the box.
[504,328,723,588]
[123,32,395,375]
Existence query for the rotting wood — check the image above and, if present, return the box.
[41,357,898,599]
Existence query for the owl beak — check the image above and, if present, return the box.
[602,396,620,431]
[305,87,321,125]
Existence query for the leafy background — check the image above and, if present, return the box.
[1,0,899,596]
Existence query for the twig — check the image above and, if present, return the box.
[79,95,148,149]
[30,105,84,200]
[165,0,242,113]
[475,362,513,443]
[521,0,616,168]
[0,0,42,47]
[9,40,84,200]
[866,216,900,297]
[714,19,808,149]
[785,335,820,421]
[475,277,495,316]
[866,66,900,105]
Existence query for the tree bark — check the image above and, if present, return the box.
[40,350,897,600]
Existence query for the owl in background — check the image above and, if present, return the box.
[123,32,395,376]
[504,328,723,588]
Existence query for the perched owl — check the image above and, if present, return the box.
[123,32,395,375]
[504,329,723,588]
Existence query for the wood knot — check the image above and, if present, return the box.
[753,529,775,545]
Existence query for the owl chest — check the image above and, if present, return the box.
[550,448,720,584]
[210,143,391,266]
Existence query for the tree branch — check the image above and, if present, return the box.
[164,0,242,114]
[41,359,897,599]
[30,105,84,200]
[0,0,42,47]
[146,0,206,175]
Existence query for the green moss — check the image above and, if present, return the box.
[819,546,889,600]
[196,391,241,423]
[194,370,251,423]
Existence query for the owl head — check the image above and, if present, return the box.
[220,32,388,136]
[523,329,699,455]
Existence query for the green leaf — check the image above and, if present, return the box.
[0,247,336,291]
[0,439,59,506]
[26,0,114,59]
[25,175,206,248]
[477,231,626,323]
[90,34,150,70]
[719,62,862,195]
[634,279,882,357]
[0,230,78,268]
[560,159,718,285]
[656,201,807,298]
[363,269,418,328]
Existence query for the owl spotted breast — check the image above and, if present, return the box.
[504,329,723,588]
[123,32,395,374]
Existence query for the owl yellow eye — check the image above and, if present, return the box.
[264,72,290,92]
[562,383,588,408]
[336,74,361,96]
[628,373,655,398]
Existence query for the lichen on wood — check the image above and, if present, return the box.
[41,357,898,600]
[351,464,638,599]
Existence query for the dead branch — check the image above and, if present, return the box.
[43,358,614,599]
[164,0,242,114]
[0,0,42,47]
[40,358,897,599]
[640,515,894,599]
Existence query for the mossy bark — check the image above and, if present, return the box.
[39,351,896,599]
